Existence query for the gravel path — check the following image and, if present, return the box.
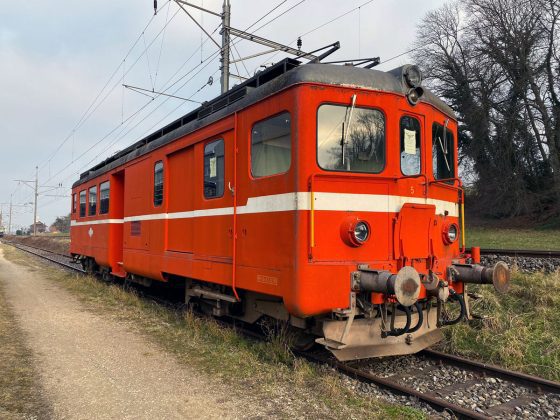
[0,248,255,420]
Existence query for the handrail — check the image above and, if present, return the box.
[231,112,240,301]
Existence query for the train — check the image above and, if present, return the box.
[70,58,510,360]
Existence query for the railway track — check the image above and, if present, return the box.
[2,241,85,273]
[478,248,560,259]
[3,240,560,418]
[304,349,560,419]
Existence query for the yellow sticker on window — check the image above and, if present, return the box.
[404,129,417,155]
[209,156,217,178]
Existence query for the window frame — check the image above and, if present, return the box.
[431,122,456,181]
[99,181,110,215]
[153,160,164,207]
[399,115,422,177]
[203,138,225,200]
[250,110,292,179]
[72,193,77,214]
[316,102,387,175]
[79,190,86,218]
[88,185,97,217]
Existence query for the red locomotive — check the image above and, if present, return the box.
[71,59,510,360]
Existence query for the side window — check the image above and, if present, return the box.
[204,139,224,199]
[432,123,455,180]
[79,191,86,217]
[72,193,77,214]
[99,181,110,215]
[154,161,164,206]
[88,186,97,216]
[251,112,291,177]
[400,116,421,176]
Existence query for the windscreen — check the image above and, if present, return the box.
[317,104,385,173]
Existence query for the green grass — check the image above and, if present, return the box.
[441,270,560,381]
[1,245,424,420]
[466,226,560,250]
[0,280,52,419]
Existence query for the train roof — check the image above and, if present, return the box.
[73,58,456,188]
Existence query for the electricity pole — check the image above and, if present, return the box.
[220,0,231,94]
[8,197,12,235]
[33,166,38,235]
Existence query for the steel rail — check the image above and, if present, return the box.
[298,351,490,420]
[476,248,560,259]
[3,241,85,273]
[421,349,560,394]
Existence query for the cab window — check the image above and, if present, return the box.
[72,193,77,214]
[79,191,86,217]
[88,186,97,216]
[251,112,291,177]
[154,161,164,206]
[99,181,110,214]
[204,139,224,198]
[432,123,455,180]
[317,104,385,173]
[400,116,421,176]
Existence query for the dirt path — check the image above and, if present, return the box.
[0,248,252,420]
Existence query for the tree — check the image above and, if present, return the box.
[413,0,560,218]
[50,215,70,233]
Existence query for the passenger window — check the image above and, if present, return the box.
[317,104,385,173]
[79,191,86,217]
[432,123,455,180]
[204,139,224,198]
[72,193,77,214]
[251,112,291,177]
[400,116,421,176]
[88,186,97,216]
[99,181,110,215]
[154,161,164,206]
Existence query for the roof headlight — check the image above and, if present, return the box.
[404,65,423,88]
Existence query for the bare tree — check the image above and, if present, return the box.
[413,0,560,218]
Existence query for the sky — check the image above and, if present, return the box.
[0,0,447,232]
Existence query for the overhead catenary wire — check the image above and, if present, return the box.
[25,0,376,213]
[39,0,295,192]
[35,0,174,175]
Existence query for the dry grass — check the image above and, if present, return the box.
[0,283,52,419]
[7,235,70,255]
[1,245,424,420]
[442,269,560,381]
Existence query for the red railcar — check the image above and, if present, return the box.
[71,59,509,360]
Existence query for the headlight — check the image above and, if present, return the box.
[340,218,371,247]
[404,65,422,87]
[353,221,370,244]
[442,223,459,245]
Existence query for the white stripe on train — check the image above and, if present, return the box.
[70,192,459,227]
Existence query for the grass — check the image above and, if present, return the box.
[466,226,560,250]
[0,281,52,419]
[441,269,560,381]
[1,245,424,420]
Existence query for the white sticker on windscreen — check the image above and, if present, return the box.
[404,129,417,155]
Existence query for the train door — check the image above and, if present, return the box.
[192,130,234,282]
[110,171,125,277]
[167,145,195,253]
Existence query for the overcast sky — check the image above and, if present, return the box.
[0,0,447,231]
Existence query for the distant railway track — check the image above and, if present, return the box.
[478,248,560,259]
[2,240,559,418]
[2,241,84,273]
